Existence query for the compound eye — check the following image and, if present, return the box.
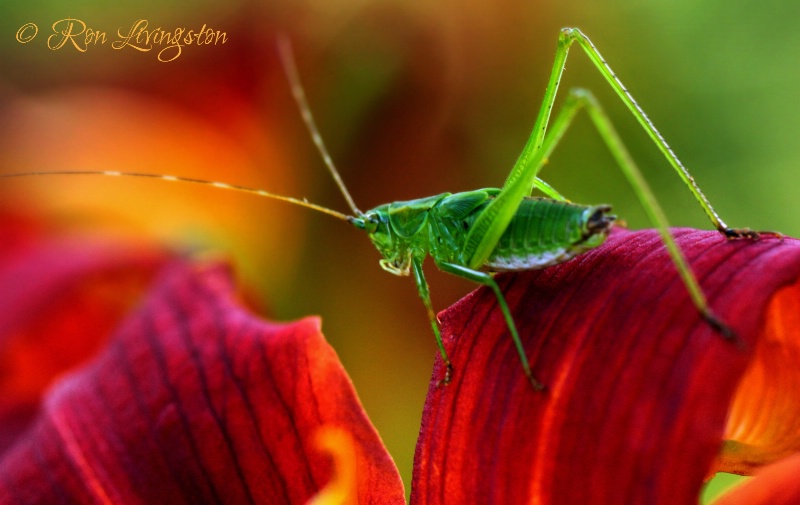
[363,212,380,232]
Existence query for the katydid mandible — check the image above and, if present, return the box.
[1,28,776,391]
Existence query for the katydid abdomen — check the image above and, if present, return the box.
[411,191,614,272]
[483,198,615,272]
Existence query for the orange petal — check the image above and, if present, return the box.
[713,452,800,504]
[714,278,800,474]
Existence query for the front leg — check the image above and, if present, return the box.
[411,256,453,385]
[722,228,783,241]
[438,262,544,391]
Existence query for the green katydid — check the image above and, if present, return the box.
[1,28,777,391]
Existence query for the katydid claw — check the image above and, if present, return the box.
[702,312,745,350]
[527,374,546,392]
[437,363,454,387]
[722,227,783,241]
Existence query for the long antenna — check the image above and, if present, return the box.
[0,170,351,221]
[276,35,363,217]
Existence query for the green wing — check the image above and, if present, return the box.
[436,189,497,220]
[388,194,448,238]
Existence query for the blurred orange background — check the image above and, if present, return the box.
[2,0,799,498]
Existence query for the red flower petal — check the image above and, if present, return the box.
[0,261,404,504]
[0,228,167,455]
[0,210,41,264]
[412,228,800,504]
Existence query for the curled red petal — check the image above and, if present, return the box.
[412,228,800,505]
[0,261,404,504]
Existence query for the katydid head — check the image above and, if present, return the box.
[349,206,413,276]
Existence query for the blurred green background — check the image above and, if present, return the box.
[2,0,797,499]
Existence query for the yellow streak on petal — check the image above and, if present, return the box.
[716,280,800,474]
[306,426,358,505]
